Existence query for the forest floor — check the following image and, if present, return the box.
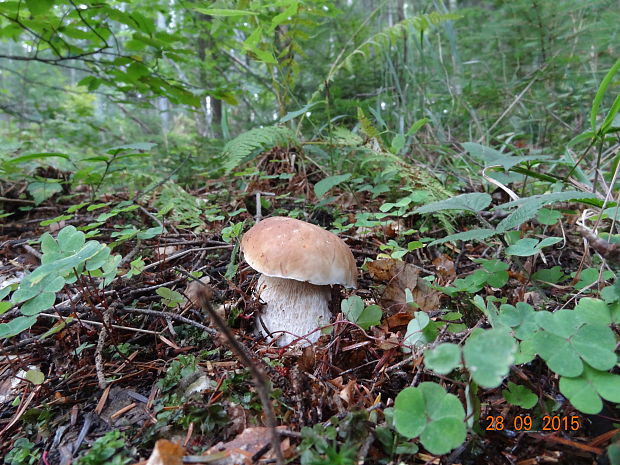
[0,156,617,465]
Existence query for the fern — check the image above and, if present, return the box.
[221,126,299,174]
[309,12,461,104]
[340,12,462,72]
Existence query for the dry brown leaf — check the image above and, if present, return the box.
[145,440,185,465]
[432,255,456,283]
[386,312,413,329]
[204,427,290,465]
[367,259,441,313]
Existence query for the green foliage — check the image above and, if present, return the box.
[5,438,41,465]
[299,412,369,465]
[505,237,562,256]
[0,226,120,339]
[438,259,509,295]
[154,183,223,230]
[559,364,620,415]
[394,382,466,455]
[415,193,492,214]
[502,382,538,409]
[222,126,299,174]
[75,431,131,465]
[464,329,516,388]
[156,287,185,308]
[531,309,616,377]
[424,343,461,375]
[314,174,352,198]
[403,312,434,349]
[340,296,382,331]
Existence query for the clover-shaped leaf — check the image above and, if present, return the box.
[463,328,517,388]
[424,343,461,375]
[0,316,38,338]
[20,292,56,316]
[505,237,562,257]
[560,364,620,414]
[394,382,466,455]
[41,226,86,263]
[341,296,382,330]
[497,302,538,340]
[502,382,537,409]
[532,310,616,377]
[573,297,613,325]
[404,312,431,350]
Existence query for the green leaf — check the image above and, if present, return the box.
[415,193,492,214]
[341,296,381,330]
[25,0,55,15]
[394,383,466,455]
[106,142,156,154]
[591,57,620,132]
[194,7,258,16]
[560,364,620,414]
[156,287,184,307]
[25,368,45,385]
[20,291,56,316]
[406,118,429,136]
[463,142,550,170]
[505,237,561,256]
[404,312,431,349]
[536,208,562,225]
[314,174,352,198]
[279,101,322,123]
[0,316,38,339]
[390,134,406,154]
[6,152,69,164]
[502,382,537,409]
[463,329,516,388]
[573,267,614,290]
[532,266,566,284]
[571,324,617,371]
[355,305,382,330]
[496,192,598,232]
[425,343,461,375]
[27,181,63,205]
[429,228,497,246]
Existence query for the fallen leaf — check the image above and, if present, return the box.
[368,259,441,313]
[145,439,185,465]
[432,255,456,283]
[204,427,290,465]
[386,312,413,329]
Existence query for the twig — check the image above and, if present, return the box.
[142,246,233,272]
[38,312,160,335]
[95,305,114,389]
[186,274,285,465]
[123,307,217,336]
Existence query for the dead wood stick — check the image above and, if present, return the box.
[186,275,285,465]
[123,307,217,336]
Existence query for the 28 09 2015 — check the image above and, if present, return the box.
[486,415,581,431]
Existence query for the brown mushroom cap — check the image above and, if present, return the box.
[241,216,357,288]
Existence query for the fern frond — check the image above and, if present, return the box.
[309,11,461,104]
[221,126,299,174]
[342,12,461,70]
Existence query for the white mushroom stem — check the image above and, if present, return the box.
[256,275,332,346]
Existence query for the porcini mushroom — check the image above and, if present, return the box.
[241,216,357,346]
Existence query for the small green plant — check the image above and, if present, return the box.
[340,296,382,331]
[437,259,509,295]
[393,382,467,455]
[0,226,121,339]
[5,438,41,465]
[299,412,370,465]
[75,430,132,465]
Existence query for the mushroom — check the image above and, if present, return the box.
[240,216,357,346]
